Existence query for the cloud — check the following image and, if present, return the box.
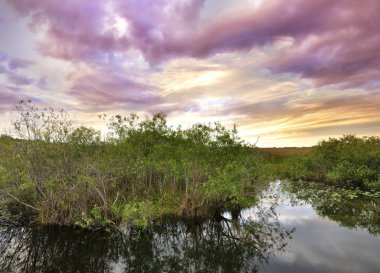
[0,53,36,86]
[187,0,380,88]
[115,0,380,90]
[146,102,199,115]
[6,0,130,63]
[226,89,380,146]
[67,66,162,111]
[267,27,380,88]
[36,76,48,90]
[0,86,26,113]
[115,0,206,63]
[8,58,35,70]
[224,92,380,123]
[0,52,7,62]
[6,0,379,88]
[148,52,380,145]
[6,72,34,86]
[0,65,6,74]
[2,0,380,147]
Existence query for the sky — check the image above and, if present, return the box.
[0,0,380,147]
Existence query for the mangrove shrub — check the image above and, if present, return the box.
[283,135,380,190]
[0,101,265,228]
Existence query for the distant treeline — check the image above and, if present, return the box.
[258,147,313,157]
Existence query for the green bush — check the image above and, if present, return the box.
[0,101,266,228]
[283,135,380,190]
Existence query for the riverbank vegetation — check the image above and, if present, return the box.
[0,100,268,228]
[282,135,380,191]
[1,101,380,229]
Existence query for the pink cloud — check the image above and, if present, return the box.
[265,1,380,88]
[68,67,161,110]
[6,0,380,88]
[115,0,206,63]
[7,0,130,63]
[177,0,380,88]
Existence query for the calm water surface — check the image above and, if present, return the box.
[1,181,380,273]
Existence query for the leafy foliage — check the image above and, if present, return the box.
[0,101,266,228]
[282,135,380,190]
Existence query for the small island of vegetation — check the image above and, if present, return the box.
[0,100,269,229]
[1,100,380,230]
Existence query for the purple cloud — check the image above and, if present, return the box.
[6,0,129,63]
[0,52,8,62]
[8,58,35,70]
[0,87,24,113]
[6,0,380,88]
[68,67,161,109]
[0,52,35,79]
[0,53,37,87]
[36,76,48,90]
[115,0,206,63]
[6,72,34,86]
[264,0,380,87]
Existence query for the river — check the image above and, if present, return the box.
[1,181,380,273]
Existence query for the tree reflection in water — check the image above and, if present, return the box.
[0,201,294,273]
[284,181,380,236]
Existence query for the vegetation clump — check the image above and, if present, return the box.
[0,100,266,228]
[282,135,380,191]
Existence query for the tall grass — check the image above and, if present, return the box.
[0,101,266,228]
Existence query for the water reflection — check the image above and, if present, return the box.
[3,181,380,273]
[0,200,293,273]
[265,181,380,273]
[284,181,380,235]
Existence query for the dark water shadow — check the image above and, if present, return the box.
[0,199,293,273]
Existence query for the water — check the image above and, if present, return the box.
[1,181,380,273]
[253,182,380,273]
